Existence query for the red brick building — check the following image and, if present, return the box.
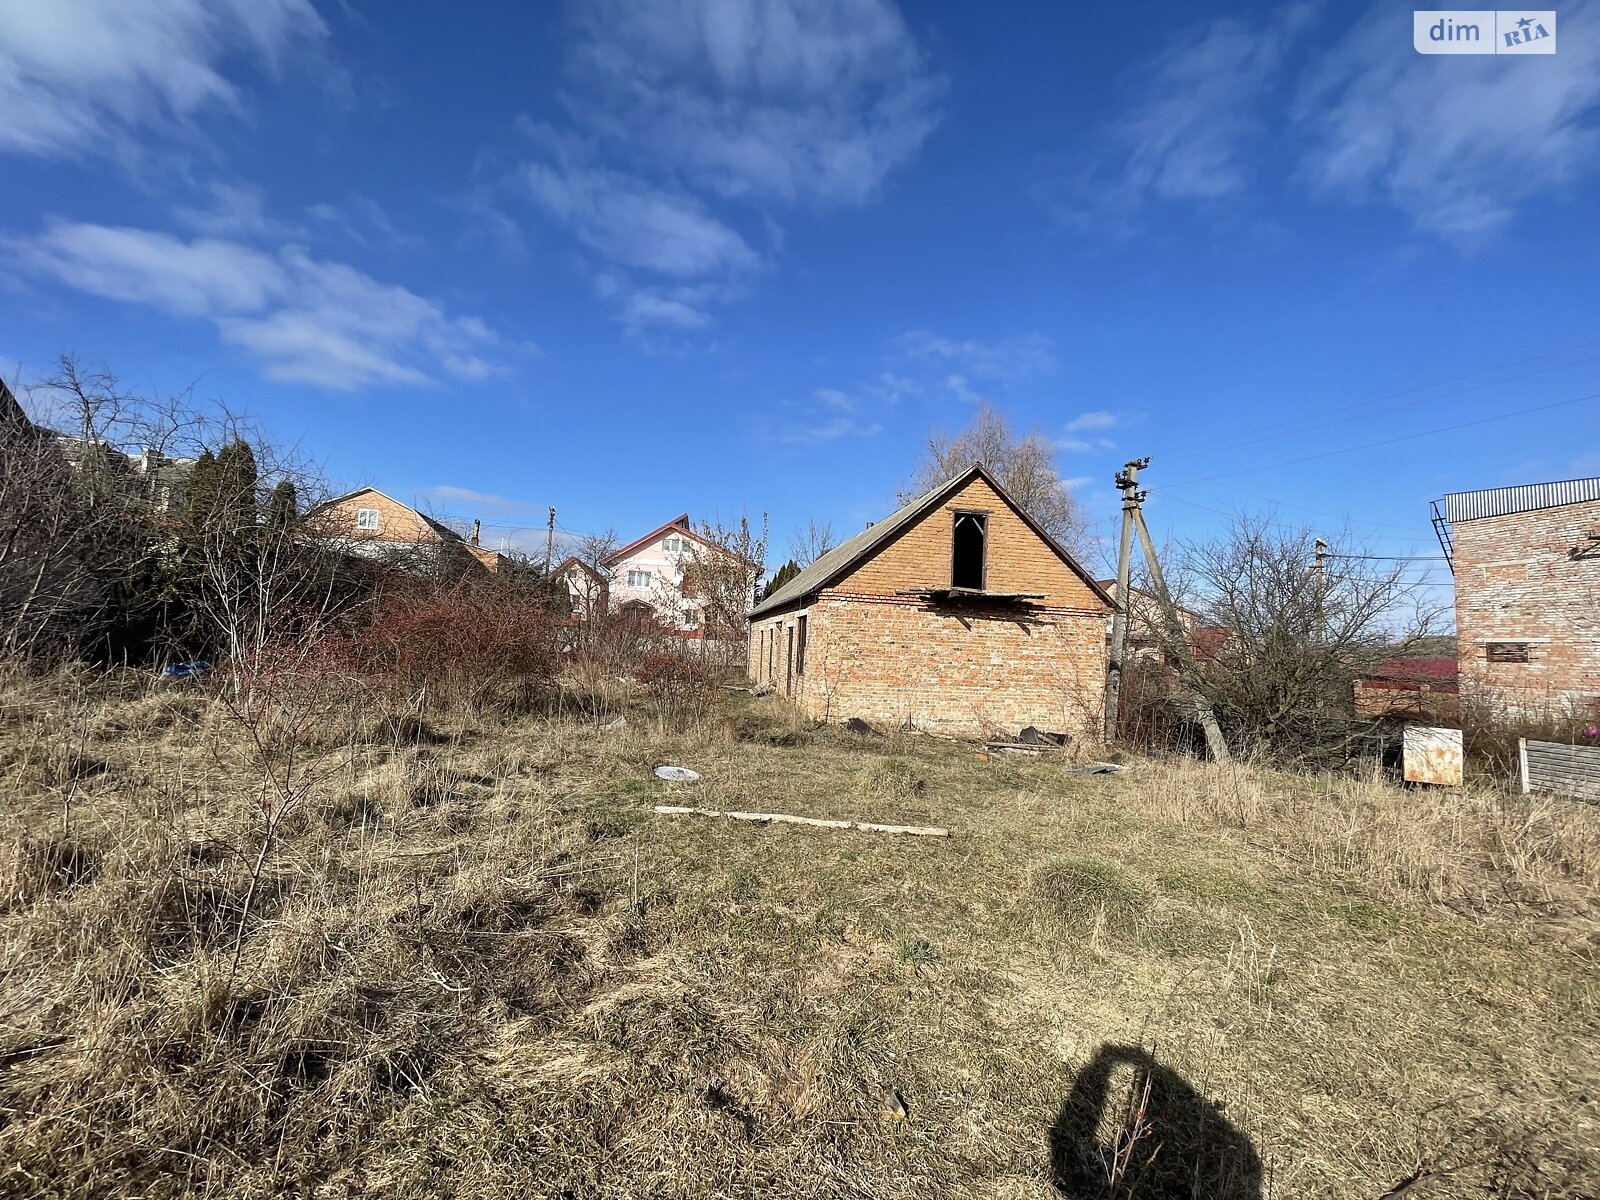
[1437,477,1600,716]
[1352,657,1460,720]
[747,465,1114,737]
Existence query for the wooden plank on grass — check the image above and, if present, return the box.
[653,805,950,837]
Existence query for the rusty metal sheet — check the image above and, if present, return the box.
[1403,725,1464,787]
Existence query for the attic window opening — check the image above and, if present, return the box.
[952,511,987,590]
[1486,642,1531,664]
[355,507,379,531]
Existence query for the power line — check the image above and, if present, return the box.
[1156,478,1440,540]
[1324,553,1449,562]
[1158,390,1600,490]
[1149,334,1600,462]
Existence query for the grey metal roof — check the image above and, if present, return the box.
[1441,477,1600,523]
[749,463,1114,618]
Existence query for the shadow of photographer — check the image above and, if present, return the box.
[1049,1042,1261,1199]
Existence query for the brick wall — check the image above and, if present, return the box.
[835,476,1103,608]
[1352,680,1461,721]
[1452,497,1600,715]
[750,593,1105,738]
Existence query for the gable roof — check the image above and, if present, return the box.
[750,464,1115,618]
[554,555,607,584]
[602,513,728,567]
[310,486,462,543]
[604,513,706,565]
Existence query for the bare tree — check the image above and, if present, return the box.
[905,403,1089,552]
[685,513,768,665]
[1,355,355,669]
[0,378,102,659]
[789,518,837,568]
[1150,514,1446,757]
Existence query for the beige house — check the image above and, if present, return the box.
[308,487,505,574]
[554,555,608,619]
[747,464,1114,738]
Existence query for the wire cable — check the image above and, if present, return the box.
[1157,390,1600,490]
[1148,334,1600,462]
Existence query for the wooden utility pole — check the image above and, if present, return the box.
[544,507,556,574]
[1130,505,1231,764]
[1103,457,1148,741]
[1312,537,1328,646]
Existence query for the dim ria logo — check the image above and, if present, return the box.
[1414,10,1556,53]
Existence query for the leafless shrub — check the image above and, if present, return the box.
[355,573,564,713]
[1141,513,1445,761]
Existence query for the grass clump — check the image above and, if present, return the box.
[855,756,925,805]
[1031,855,1153,938]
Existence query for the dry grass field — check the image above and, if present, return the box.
[2,668,1597,1199]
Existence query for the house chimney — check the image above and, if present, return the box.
[865,521,875,530]
[471,519,481,547]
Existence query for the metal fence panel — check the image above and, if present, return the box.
[1520,739,1600,803]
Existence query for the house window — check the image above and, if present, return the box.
[1486,642,1531,664]
[664,536,689,553]
[626,570,652,588]
[355,507,380,531]
[796,614,807,676]
[952,511,987,590]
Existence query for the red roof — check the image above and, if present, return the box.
[1365,657,1459,683]
[602,513,715,566]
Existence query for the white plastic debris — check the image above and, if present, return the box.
[600,716,627,733]
[653,765,700,783]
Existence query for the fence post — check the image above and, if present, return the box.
[1518,737,1529,795]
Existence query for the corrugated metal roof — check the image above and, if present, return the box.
[1441,477,1600,523]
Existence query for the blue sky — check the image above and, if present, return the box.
[3,0,1598,594]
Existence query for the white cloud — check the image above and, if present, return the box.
[1049,5,1313,232]
[566,0,944,208]
[421,485,541,516]
[304,195,423,251]
[942,373,985,405]
[492,0,941,332]
[893,330,1056,381]
[1061,476,1094,492]
[0,0,327,162]
[173,181,306,241]
[1051,0,1600,243]
[9,221,504,391]
[1295,0,1600,240]
[519,160,762,278]
[1064,410,1117,433]
[781,384,883,442]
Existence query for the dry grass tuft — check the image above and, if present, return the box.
[855,756,926,805]
[1030,855,1153,939]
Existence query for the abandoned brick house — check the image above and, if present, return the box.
[747,464,1115,737]
[1435,476,1600,716]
